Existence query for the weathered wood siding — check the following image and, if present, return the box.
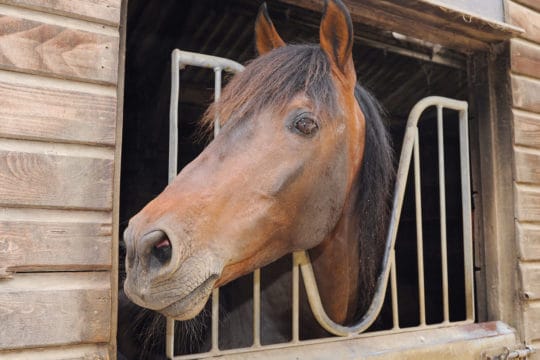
[0,0,122,358]
[507,0,540,356]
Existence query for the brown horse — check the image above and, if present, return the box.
[123,0,393,333]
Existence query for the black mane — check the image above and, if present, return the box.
[354,85,394,316]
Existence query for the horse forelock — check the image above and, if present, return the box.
[200,44,339,135]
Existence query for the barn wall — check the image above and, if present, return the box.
[506,0,540,357]
[0,1,123,359]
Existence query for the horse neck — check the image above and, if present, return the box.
[309,199,359,324]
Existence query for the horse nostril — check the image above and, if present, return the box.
[151,234,172,264]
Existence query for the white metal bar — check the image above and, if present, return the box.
[390,251,399,330]
[292,252,300,343]
[214,67,222,137]
[166,49,181,360]
[253,269,261,347]
[413,129,426,326]
[459,107,475,321]
[211,288,220,352]
[166,318,175,359]
[437,105,450,323]
[168,50,244,358]
[210,66,223,353]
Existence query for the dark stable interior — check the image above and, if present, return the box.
[119,0,470,358]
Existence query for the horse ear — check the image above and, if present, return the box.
[319,0,355,80]
[255,3,285,56]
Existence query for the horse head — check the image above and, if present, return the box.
[124,0,391,324]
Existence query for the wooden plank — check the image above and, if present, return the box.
[513,109,540,148]
[508,1,540,44]
[514,147,540,183]
[0,272,111,350]
[511,39,540,79]
[109,0,128,355]
[280,0,490,51]
[519,262,540,300]
[1,0,121,26]
[513,0,540,13]
[0,15,118,84]
[523,301,540,341]
[516,222,540,260]
[0,146,113,210]
[0,77,116,145]
[0,217,112,273]
[514,184,540,223]
[511,75,540,113]
[220,322,515,360]
[0,344,109,360]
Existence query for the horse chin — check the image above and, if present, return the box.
[159,275,218,320]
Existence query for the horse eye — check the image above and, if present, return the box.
[293,117,318,136]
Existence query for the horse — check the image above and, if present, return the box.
[121,0,393,356]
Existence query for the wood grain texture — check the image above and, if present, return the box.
[0,15,118,84]
[0,79,116,145]
[513,110,540,148]
[523,301,540,341]
[512,75,540,113]
[513,0,540,12]
[511,39,540,79]
[0,344,109,359]
[0,149,113,210]
[517,223,540,260]
[508,1,540,44]
[0,272,111,350]
[280,0,490,51]
[514,147,540,183]
[1,0,121,26]
[514,185,540,223]
[0,219,111,272]
[520,262,540,300]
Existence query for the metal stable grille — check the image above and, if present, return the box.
[167,50,474,359]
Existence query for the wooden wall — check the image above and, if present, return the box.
[0,0,123,359]
[506,0,540,358]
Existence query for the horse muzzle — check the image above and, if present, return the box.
[123,224,224,319]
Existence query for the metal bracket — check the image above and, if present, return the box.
[482,345,536,359]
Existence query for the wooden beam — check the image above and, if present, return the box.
[519,262,540,300]
[0,344,109,360]
[513,109,540,148]
[511,75,540,113]
[516,222,540,261]
[514,147,540,184]
[0,0,121,26]
[0,272,111,350]
[508,1,540,44]
[0,14,119,84]
[523,301,540,342]
[0,141,113,210]
[0,209,112,273]
[511,39,540,79]
[514,184,540,223]
[512,0,540,13]
[278,0,521,52]
[0,75,117,146]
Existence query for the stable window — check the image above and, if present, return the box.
[119,0,520,359]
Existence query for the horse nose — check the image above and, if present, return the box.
[139,230,173,266]
[124,227,173,271]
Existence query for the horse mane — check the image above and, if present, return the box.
[202,44,394,320]
[353,85,394,317]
